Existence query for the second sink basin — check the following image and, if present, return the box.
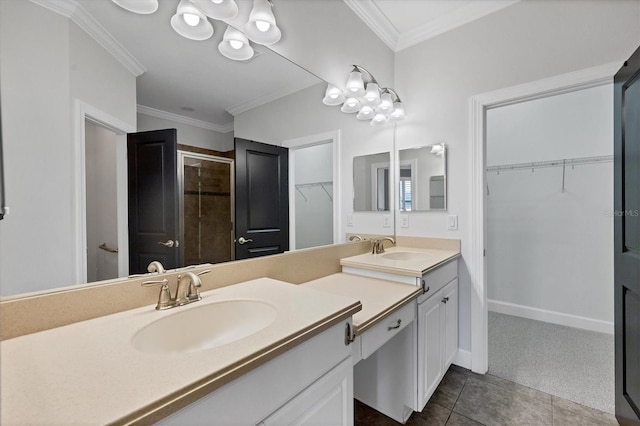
[382,251,432,262]
[132,299,277,354]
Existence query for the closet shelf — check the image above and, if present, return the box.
[295,181,333,202]
[486,155,613,173]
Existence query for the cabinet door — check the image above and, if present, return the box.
[261,357,353,426]
[417,292,443,410]
[442,278,458,369]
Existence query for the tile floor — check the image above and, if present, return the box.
[354,365,619,426]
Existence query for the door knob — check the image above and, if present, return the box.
[158,240,175,248]
[237,236,253,245]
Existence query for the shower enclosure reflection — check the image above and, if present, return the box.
[178,151,234,266]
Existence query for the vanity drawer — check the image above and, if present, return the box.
[419,260,457,304]
[360,301,416,360]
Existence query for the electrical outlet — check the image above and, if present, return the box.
[383,216,391,228]
[347,215,354,227]
[448,215,458,230]
[401,215,409,228]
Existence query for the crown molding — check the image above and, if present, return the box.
[137,105,234,134]
[225,80,321,117]
[30,0,146,76]
[343,0,398,51]
[344,0,520,52]
[397,0,520,51]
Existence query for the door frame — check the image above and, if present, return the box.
[177,150,235,263]
[73,100,135,284]
[282,130,341,250]
[468,61,621,374]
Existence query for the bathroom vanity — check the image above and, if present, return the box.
[338,244,460,422]
[0,239,459,425]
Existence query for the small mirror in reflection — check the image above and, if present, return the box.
[398,144,446,211]
[353,152,391,212]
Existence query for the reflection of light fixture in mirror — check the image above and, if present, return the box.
[341,97,361,113]
[345,68,365,97]
[322,85,346,106]
[356,105,375,120]
[430,144,445,156]
[112,0,158,14]
[363,82,381,106]
[376,90,394,114]
[370,113,388,126]
[191,0,238,20]
[245,0,282,45]
[218,26,254,61]
[171,0,214,41]
[322,65,405,126]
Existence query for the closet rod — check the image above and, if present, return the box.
[294,181,333,189]
[486,155,613,173]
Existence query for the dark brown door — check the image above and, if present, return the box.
[127,129,180,274]
[234,138,289,259]
[614,45,640,424]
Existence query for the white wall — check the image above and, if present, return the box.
[235,83,395,239]
[0,1,136,296]
[294,143,333,249]
[487,85,614,327]
[394,0,640,351]
[137,113,234,152]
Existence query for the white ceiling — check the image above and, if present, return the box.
[43,0,320,131]
[36,0,521,131]
[344,0,520,51]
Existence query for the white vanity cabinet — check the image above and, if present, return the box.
[417,277,458,410]
[157,320,354,426]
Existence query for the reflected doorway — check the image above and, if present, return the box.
[85,119,119,282]
[178,151,234,265]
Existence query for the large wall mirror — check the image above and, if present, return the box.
[0,0,394,297]
[353,152,391,212]
[398,144,446,211]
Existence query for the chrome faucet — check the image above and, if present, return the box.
[147,261,166,274]
[372,237,396,254]
[142,270,210,310]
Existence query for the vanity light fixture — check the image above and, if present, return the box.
[322,85,346,106]
[218,26,254,61]
[191,0,238,20]
[323,65,406,126]
[430,144,445,156]
[112,0,283,62]
[245,0,282,46]
[170,0,214,41]
[112,0,158,14]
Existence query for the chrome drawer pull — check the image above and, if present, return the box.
[388,319,402,331]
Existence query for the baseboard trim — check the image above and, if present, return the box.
[488,299,614,334]
[453,349,472,369]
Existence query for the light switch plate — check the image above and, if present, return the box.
[448,215,458,230]
[383,216,391,228]
[401,215,409,228]
[347,215,354,227]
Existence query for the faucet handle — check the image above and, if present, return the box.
[141,279,173,310]
[197,270,211,276]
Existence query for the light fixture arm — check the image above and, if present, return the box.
[352,65,379,85]
[382,87,402,103]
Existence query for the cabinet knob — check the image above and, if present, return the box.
[442,296,449,304]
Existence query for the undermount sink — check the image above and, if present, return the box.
[132,300,277,354]
[382,252,432,262]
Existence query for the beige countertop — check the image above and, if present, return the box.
[0,278,361,425]
[340,246,460,278]
[301,273,422,335]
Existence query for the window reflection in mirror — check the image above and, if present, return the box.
[398,144,446,211]
[353,152,391,212]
